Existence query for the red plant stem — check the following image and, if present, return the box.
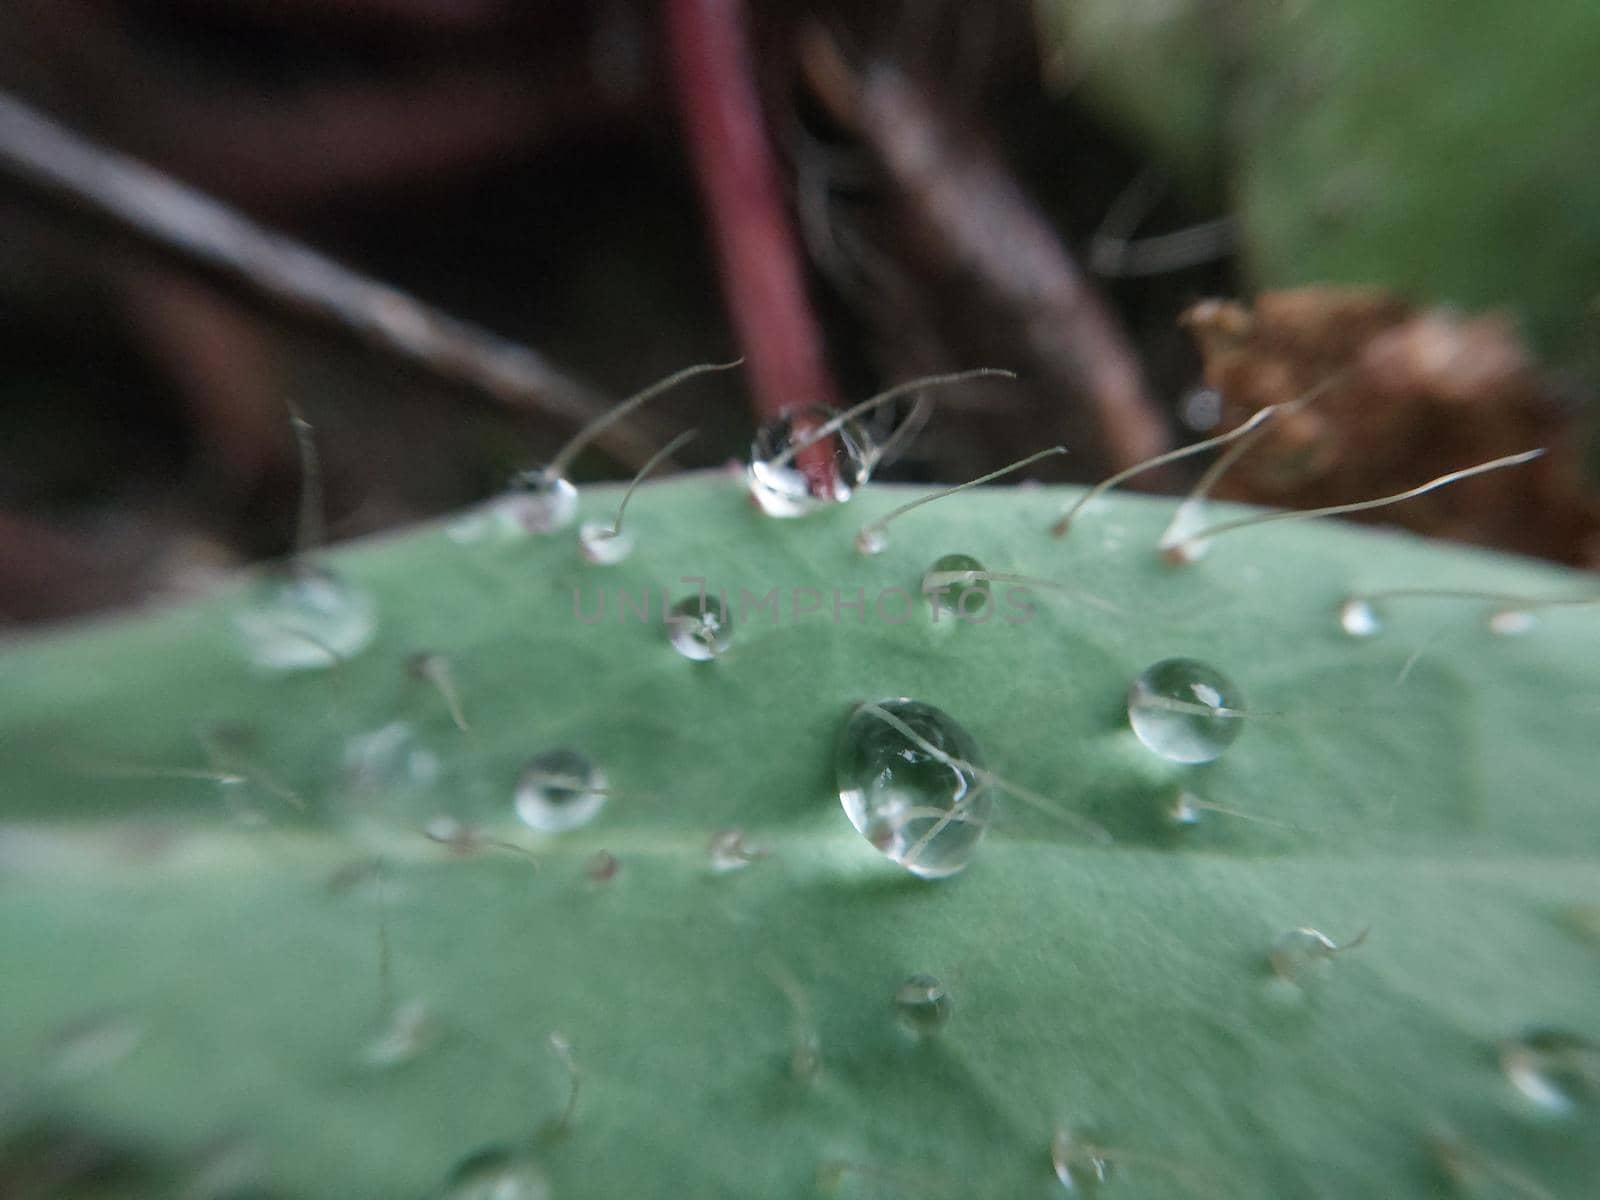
[666,0,839,489]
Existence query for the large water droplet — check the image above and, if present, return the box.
[1051,1128,1113,1193]
[1499,1029,1599,1114]
[666,593,733,661]
[500,469,579,534]
[893,973,952,1035]
[746,405,872,517]
[1339,597,1383,638]
[1126,658,1244,764]
[234,565,375,671]
[577,520,634,566]
[439,1147,550,1200]
[921,553,990,621]
[515,749,607,833]
[835,698,992,879]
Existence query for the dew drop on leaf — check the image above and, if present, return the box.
[666,593,734,661]
[1127,657,1245,764]
[892,973,952,1035]
[500,469,579,534]
[439,1146,550,1200]
[514,750,607,833]
[746,404,871,518]
[1499,1029,1600,1114]
[584,849,620,883]
[835,698,992,879]
[1050,1128,1113,1193]
[707,828,766,872]
[1269,926,1366,983]
[1489,608,1537,636]
[577,520,634,566]
[233,565,375,671]
[1166,791,1204,828]
[342,721,440,796]
[360,999,433,1070]
[921,553,989,621]
[1339,597,1383,638]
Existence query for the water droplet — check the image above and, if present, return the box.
[921,553,990,620]
[233,565,375,670]
[343,722,441,795]
[1489,608,1536,636]
[1157,501,1212,564]
[836,698,992,879]
[1339,597,1383,638]
[584,849,620,883]
[500,469,579,534]
[893,973,952,1035]
[515,750,607,833]
[1126,658,1244,764]
[854,526,888,556]
[746,405,872,517]
[1051,1128,1113,1193]
[1166,791,1203,828]
[666,593,734,661]
[1499,1029,1599,1114]
[708,828,767,872]
[1269,926,1366,983]
[577,520,634,566]
[361,999,434,1069]
[423,815,475,851]
[439,1147,550,1200]
[1179,385,1223,432]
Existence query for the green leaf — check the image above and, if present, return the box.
[2,474,1597,1198]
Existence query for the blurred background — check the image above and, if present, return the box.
[2,0,1597,626]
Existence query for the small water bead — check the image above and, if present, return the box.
[1051,1128,1113,1193]
[515,750,607,833]
[576,519,634,565]
[1126,658,1244,765]
[666,593,734,661]
[584,849,620,883]
[1338,597,1383,638]
[892,974,952,1035]
[500,468,579,534]
[921,553,990,620]
[1488,608,1536,636]
[234,565,376,670]
[707,828,767,872]
[835,698,992,879]
[1499,1029,1599,1114]
[1179,385,1224,432]
[746,404,873,517]
[343,721,441,795]
[360,999,434,1069]
[439,1147,550,1200]
[1269,926,1366,983]
[1166,791,1203,828]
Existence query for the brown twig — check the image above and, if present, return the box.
[0,89,659,465]
[665,0,840,489]
[799,34,1169,473]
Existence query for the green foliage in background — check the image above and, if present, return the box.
[1,475,1597,1197]
[1038,0,1600,362]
